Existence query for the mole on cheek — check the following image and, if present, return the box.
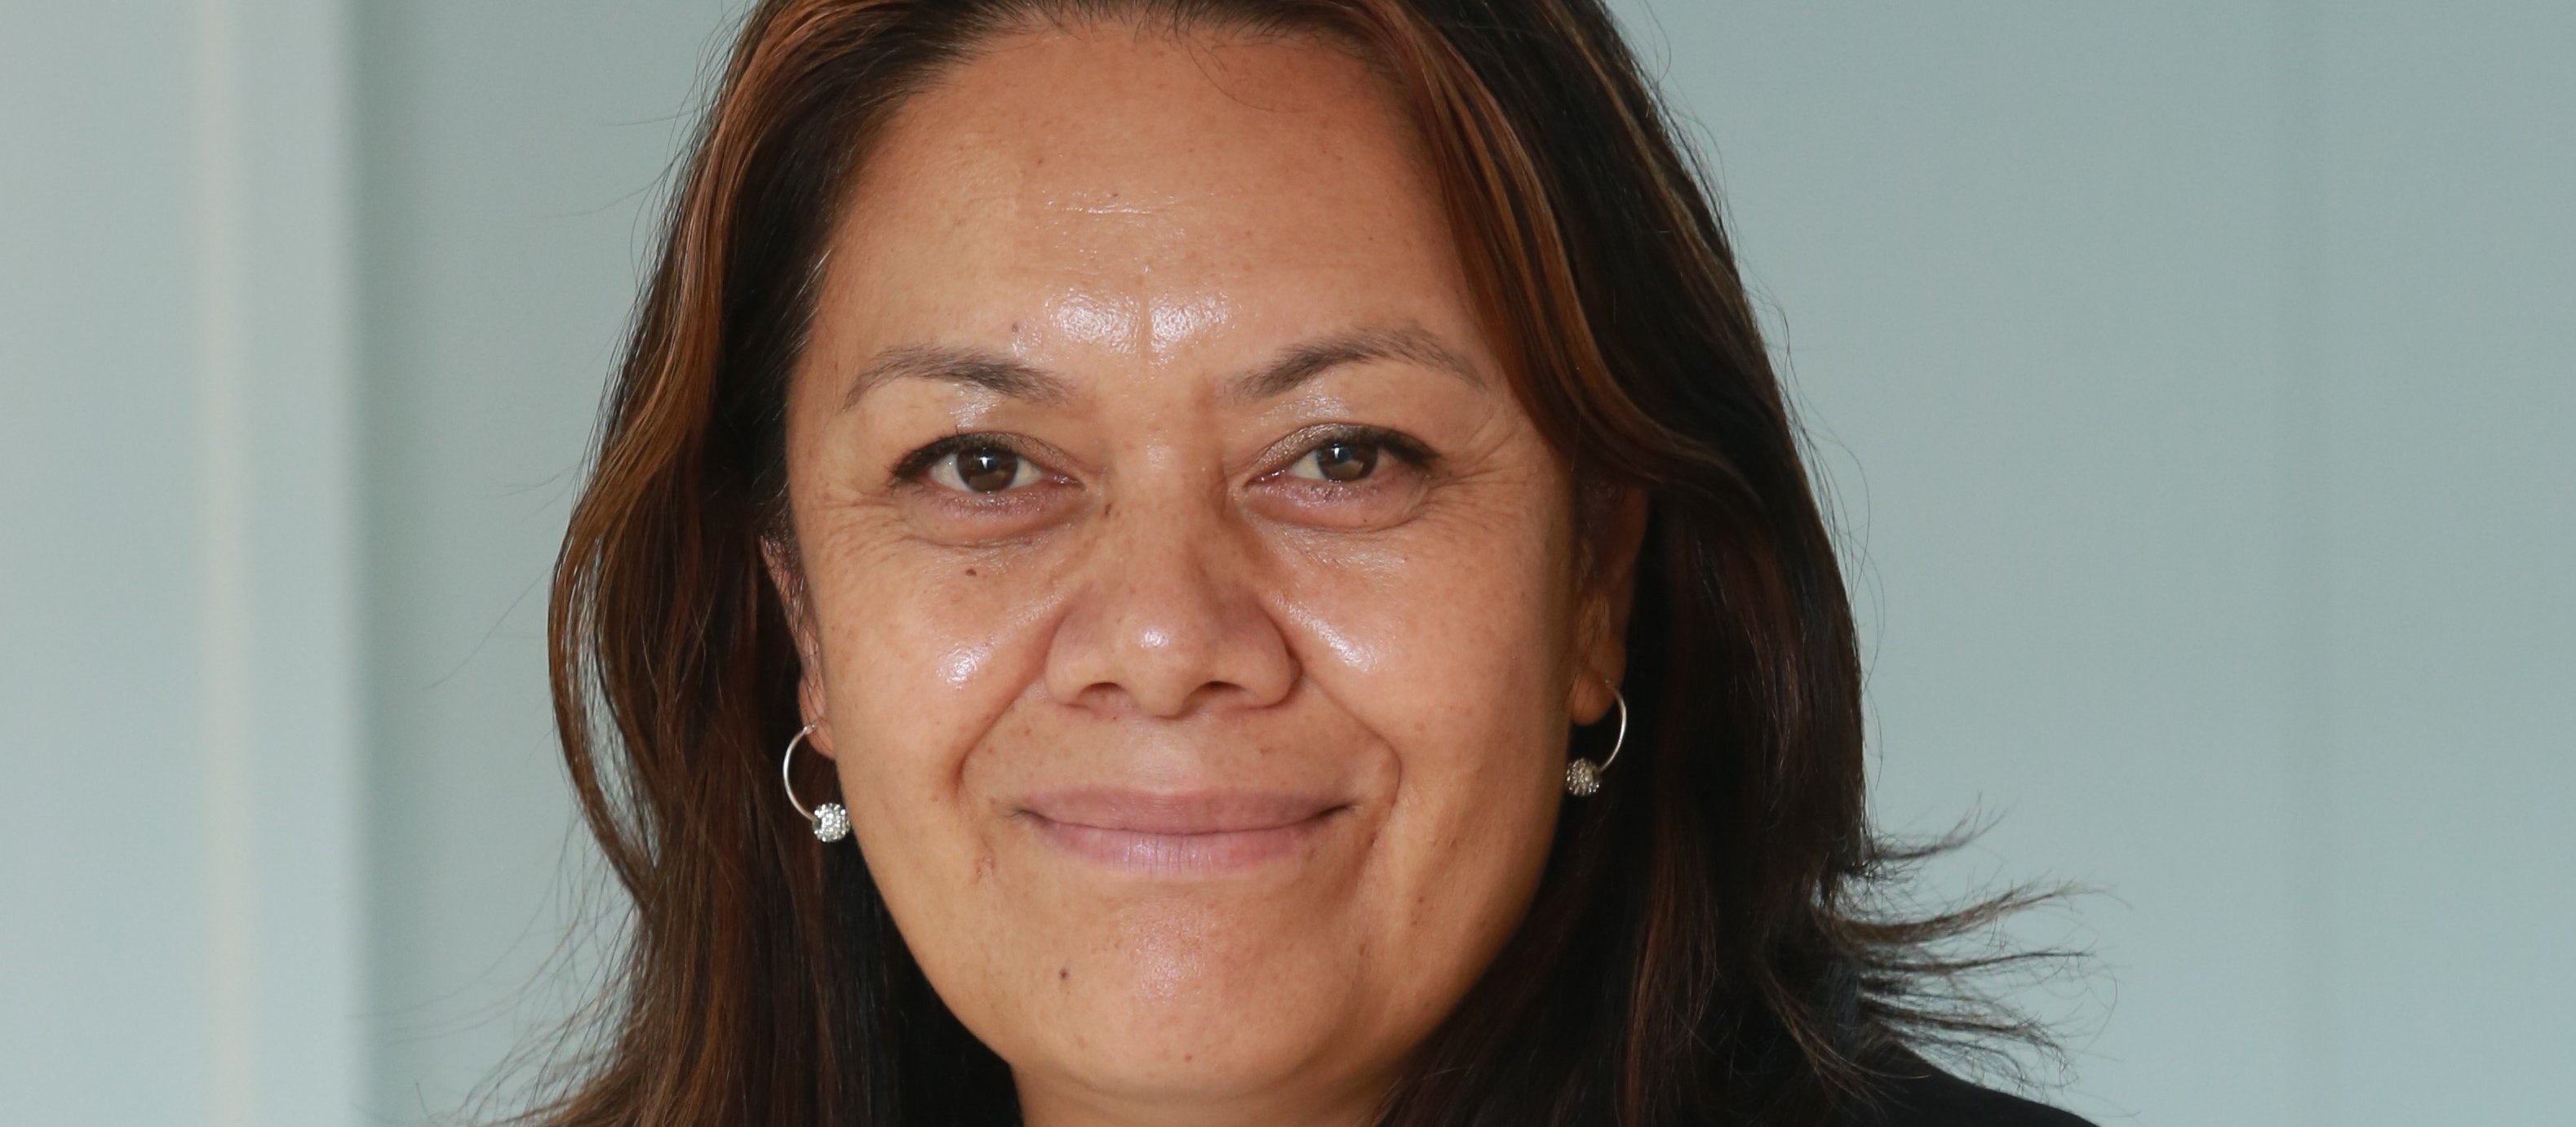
[964,567,978,577]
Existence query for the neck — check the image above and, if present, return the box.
[1011,1065,1392,1127]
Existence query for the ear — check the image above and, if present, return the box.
[1568,486,1649,725]
[759,533,837,760]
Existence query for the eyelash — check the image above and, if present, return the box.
[888,433,1049,486]
[1266,424,1436,481]
[888,425,1437,492]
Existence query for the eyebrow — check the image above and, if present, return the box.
[841,344,1074,410]
[1222,325,1486,404]
[838,324,1484,410]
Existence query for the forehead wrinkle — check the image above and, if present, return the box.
[1226,324,1487,405]
[842,343,1077,410]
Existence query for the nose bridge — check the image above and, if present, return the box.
[1045,467,1293,717]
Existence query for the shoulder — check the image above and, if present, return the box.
[1829,1056,2095,1127]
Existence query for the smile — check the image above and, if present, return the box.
[1014,789,1349,874]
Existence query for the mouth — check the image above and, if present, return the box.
[1014,789,1350,874]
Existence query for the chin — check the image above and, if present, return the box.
[982,900,1403,1107]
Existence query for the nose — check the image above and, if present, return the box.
[1043,486,1297,718]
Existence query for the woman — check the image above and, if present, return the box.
[542,1,2085,1125]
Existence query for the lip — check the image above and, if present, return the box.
[1016,789,1347,874]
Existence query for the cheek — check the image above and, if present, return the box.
[1269,488,1580,962]
[1275,487,1581,775]
[803,519,1067,854]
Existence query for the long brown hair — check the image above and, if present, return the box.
[543,2,2048,1124]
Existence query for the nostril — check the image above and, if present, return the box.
[1040,532,1298,716]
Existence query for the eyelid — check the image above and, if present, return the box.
[1257,424,1438,481]
[888,426,1432,492]
[889,432,1062,486]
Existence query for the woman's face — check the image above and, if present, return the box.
[774,23,1636,1127]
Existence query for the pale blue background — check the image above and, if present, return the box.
[5,2,2569,1124]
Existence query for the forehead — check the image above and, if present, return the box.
[818,24,1474,359]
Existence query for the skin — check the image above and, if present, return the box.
[767,21,1644,1127]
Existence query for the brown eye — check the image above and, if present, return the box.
[1290,440,1379,483]
[928,445,1040,494]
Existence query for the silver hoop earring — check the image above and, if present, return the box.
[1563,688,1627,797]
[780,724,849,842]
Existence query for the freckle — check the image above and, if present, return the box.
[1059,966,1071,983]
[964,567,978,577]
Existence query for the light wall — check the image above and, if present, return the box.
[352,2,734,1118]
[3,1,361,1125]
[1607,4,2576,1123]
[2,2,2566,1125]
